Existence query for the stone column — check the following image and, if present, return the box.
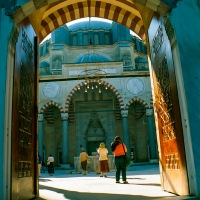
[38,114,44,158]
[121,110,130,158]
[61,113,69,164]
[146,109,157,160]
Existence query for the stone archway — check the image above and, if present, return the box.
[125,96,152,110]
[39,101,64,167]
[64,80,124,112]
[40,100,64,114]
[64,80,125,156]
[125,97,157,162]
[12,0,173,43]
[8,0,192,198]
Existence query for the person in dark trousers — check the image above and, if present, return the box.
[79,148,89,175]
[47,154,54,176]
[111,136,128,184]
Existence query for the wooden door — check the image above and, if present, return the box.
[148,15,189,195]
[11,19,38,199]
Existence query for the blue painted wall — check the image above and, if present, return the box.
[170,0,200,194]
[0,8,13,198]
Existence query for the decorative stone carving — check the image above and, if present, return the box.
[146,109,153,116]
[86,112,106,139]
[38,114,44,121]
[121,110,128,117]
[61,113,69,120]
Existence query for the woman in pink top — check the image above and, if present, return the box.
[111,136,128,184]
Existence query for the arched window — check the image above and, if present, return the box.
[105,33,109,45]
[72,34,77,46]
[83,34,88,45]
[94,33,99,45]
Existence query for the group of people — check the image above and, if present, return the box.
[79,136,129,184]
[38,153,55,177]
[38,135,128,183]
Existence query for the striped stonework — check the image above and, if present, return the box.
[40,100,64,113]
[64,80,124,112]
[12,0,171,42]
[38,1,145,41]
[125,97,149,110]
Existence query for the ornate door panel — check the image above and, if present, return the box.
[11,20,38,199]
[148,15,189,195]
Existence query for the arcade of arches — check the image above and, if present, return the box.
[37,19,156,169]
[0,0,200,199]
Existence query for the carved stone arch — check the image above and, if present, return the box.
[64,80,124,112]
[13,0,172,43]
[40,100,64,114]
[125,97,149,110]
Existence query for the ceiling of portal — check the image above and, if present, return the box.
[11,0,179,42]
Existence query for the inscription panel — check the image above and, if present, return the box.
[154,56,176,141]
[19,62,33,149]
[165,153,180,169]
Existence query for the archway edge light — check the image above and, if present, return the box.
[13,0,170,42]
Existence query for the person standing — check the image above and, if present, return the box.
[38,153,42,177]
[47,154,54,176]
[79,148,89,175]
[111,136,128,184]
[97,142,109,177]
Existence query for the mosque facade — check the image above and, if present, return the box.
[38,21,157,167]
[0,0,200,199]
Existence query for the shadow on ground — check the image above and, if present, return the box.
[37,184,179,200]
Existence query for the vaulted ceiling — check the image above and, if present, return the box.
[12,0,179,42]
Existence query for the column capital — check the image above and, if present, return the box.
[121,110,128,117]
[61,113,69,120]
[146,109,153,116]
[38,114,44,121]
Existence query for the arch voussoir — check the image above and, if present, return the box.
[40,100,64,113]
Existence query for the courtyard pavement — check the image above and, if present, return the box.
[37,164,199,200]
